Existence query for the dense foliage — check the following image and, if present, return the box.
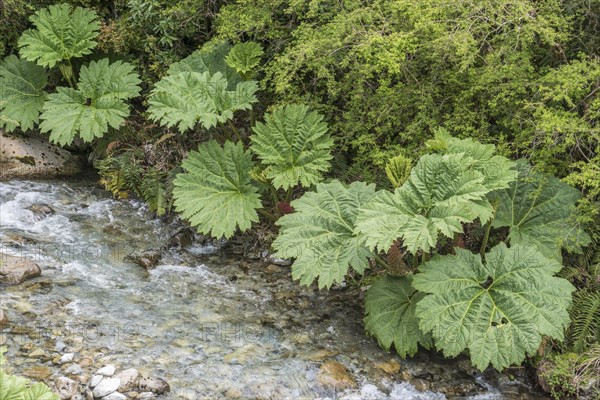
[276,134,588,371]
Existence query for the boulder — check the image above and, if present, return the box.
[0,129,83,180]
[0,253,42,284]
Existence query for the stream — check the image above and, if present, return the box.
[0,177,549,399]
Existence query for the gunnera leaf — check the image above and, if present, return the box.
[272,180,376,289]
[489,160,591,260]
[427,127,516,191]
[355,153,494,254]
[167,41,241,88]
[250,104,334,190]
[413,243,575,371]
[18,3,100,68]
[148,71,258,132]
[364,274,432,358]
[39,59,141,145]
[0,56,48,131]
[225,42,263,76]
[172,140,262,239]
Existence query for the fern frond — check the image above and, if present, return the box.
[141,169,169,216]
[558,266,589,283]
[569,289,600,353]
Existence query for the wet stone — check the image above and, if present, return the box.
[90,375,103,387]
[92,377,120,398]
[317,360,357,390]
[138,377,170,395]
[0,253,42,285]
[115,368,139,392]
[55,376,78,400]
[96,365,116,377]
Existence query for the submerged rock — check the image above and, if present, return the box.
[126,250,161,270]
[317,360,357,390]
[29,203,55,216]
[0,309,8,326]
[0,129,83,180]
[60,353,75,364]
[64,364,83,375]
[138,377,170,395]
[168,228,194,248]
[0,253,42,284]
[375,359,401,375]
[23,366,53,381]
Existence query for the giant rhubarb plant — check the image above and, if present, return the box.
[0,3,140,145]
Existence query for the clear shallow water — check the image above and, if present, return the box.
[0,179,548,399]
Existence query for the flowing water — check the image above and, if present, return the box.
[0,178,549,399]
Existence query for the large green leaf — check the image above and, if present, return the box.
[427,128,516,191]
[39,59,141,145]
[413,244,575,371]
[356,153,493,254]
[0,56,48,131]
[148,71,258,132]
[273,180,376,289]
[167,42,241,88]
[18,3,100,68]
[250,104,334,190]
[173,140,262,239]
[489,160,591,260]
[0,370,59,400]
[225,42,263,77]
[364,274,432,358]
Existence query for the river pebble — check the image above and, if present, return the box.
[55,376,78,400]
[92,377,120,398]
[96,365,116,377]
